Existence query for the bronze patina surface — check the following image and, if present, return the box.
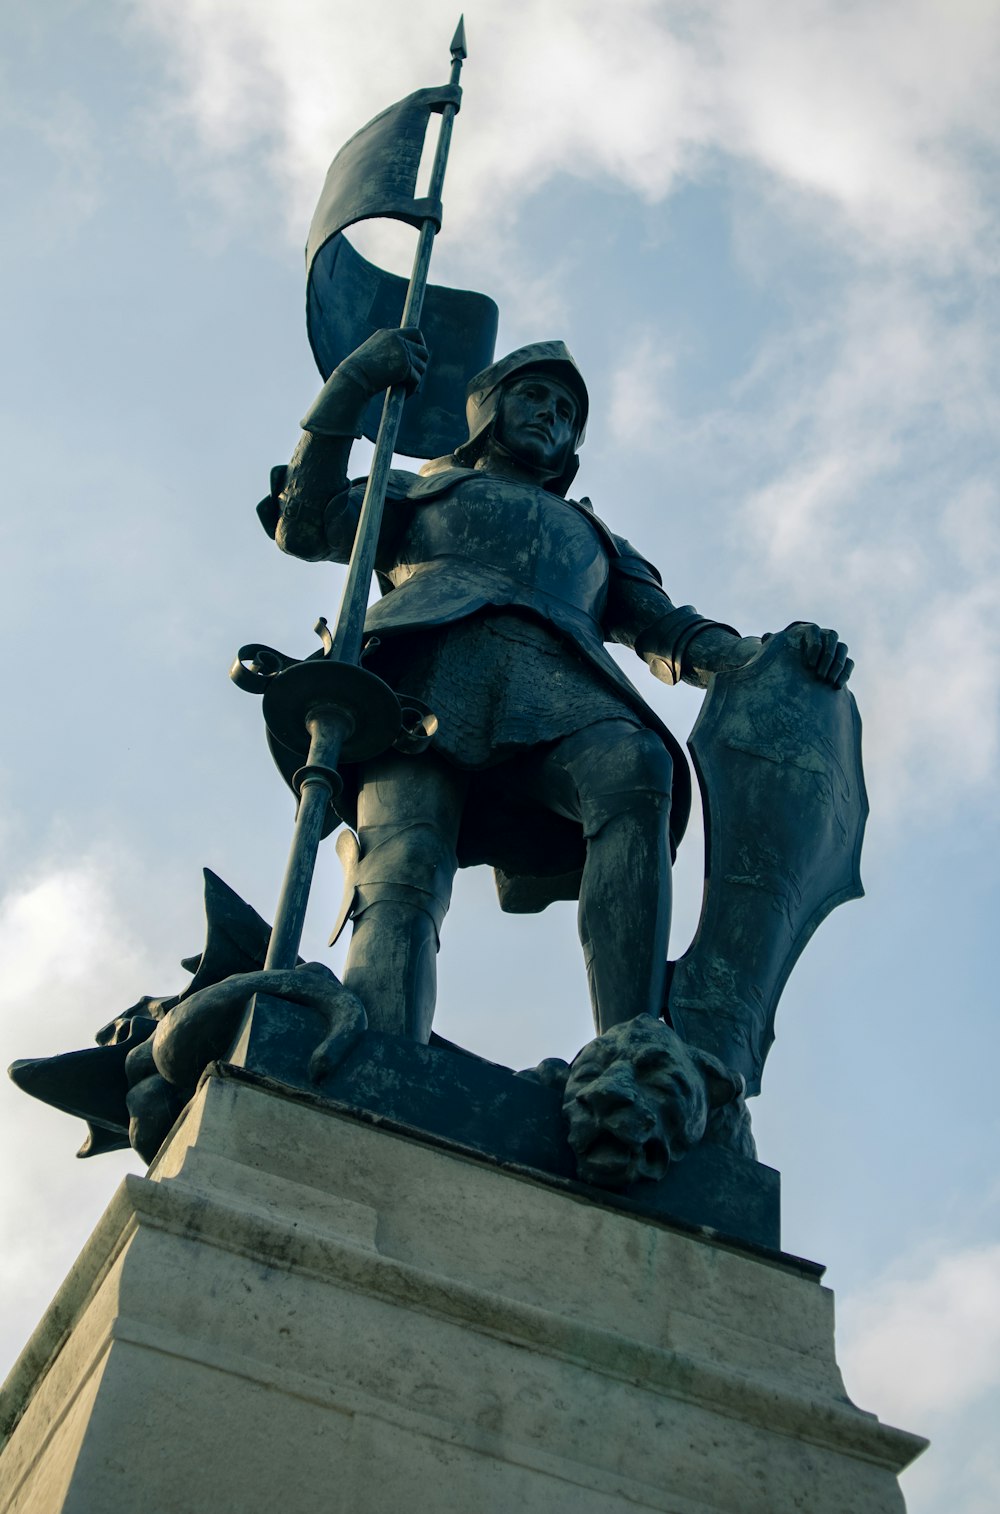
[9,23,863,1224]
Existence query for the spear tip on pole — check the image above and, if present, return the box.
[450,15,467,60]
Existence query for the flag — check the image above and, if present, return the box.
[306,84,498,460]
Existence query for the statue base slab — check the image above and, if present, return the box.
[0,1070,925,1513]
[232,1012,782,1251]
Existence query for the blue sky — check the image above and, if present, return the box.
[2,3,999,1507]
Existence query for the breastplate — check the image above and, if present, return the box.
[391,474,609,618]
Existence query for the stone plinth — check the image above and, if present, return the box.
[0,1071,925,1513]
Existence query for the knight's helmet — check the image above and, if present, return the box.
[431,340,589,496]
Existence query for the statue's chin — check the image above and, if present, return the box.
[575,1128,674,1190]
[578,1135,631,1186]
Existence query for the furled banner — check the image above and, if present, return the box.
[306,84,498,460]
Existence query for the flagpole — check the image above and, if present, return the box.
[249,17,467,977]
[329,15,467,667]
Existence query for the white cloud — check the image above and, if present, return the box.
[609,331,676,446]
[0,77,102,260]
[0,858,162,1377]
[840,1241,1000,1423]
[670,270,1000,818]
[941,480,1000,576]
[0,847,205,1065]
[597,278,1000,823]
[861,581,1000,798]
[0,864,131,1012]
[709,0,1000,267]
[839,1242,1000,1514]
[129,0,1000,274]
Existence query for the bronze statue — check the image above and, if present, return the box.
[8,35,865,1216]
[256,325,852,1047]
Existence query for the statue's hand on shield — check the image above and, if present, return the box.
[782,622,854,689]
[685,623,853,690]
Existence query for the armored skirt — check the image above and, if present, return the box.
[368,609,640,770]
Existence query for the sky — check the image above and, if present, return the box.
[1,2,999,1507]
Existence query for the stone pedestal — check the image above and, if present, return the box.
[0,1071,925,1513]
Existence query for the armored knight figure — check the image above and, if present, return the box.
[257,327,852,1047]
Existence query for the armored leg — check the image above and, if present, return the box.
[525,721,673,1035]
[343,752,466,1042]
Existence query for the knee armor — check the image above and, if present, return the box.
[352,820,458,937]
[568,725,673,839]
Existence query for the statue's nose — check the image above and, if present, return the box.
[578,1079,634,1117]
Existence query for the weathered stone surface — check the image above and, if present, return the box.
[0,1075,925,1514]
[238,1021,782,1250]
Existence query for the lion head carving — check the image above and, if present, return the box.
[563,1015,746,1189]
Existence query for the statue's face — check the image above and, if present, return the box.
[563,1017,734,1189]
[495,373,579,476]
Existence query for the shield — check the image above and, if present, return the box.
[665,627,868,1096]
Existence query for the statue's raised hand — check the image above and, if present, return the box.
[339,326,429,398]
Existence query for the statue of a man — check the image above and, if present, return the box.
[258,328,851,1046]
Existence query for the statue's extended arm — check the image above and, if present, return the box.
[605,569,740,686]
[682,622,854,689]
[607,570,853,689]
[257,328,429,562]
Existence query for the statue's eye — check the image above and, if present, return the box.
[571,1057,605,1081]
[652,1076,695,1106]
[640,1062,695,1101]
